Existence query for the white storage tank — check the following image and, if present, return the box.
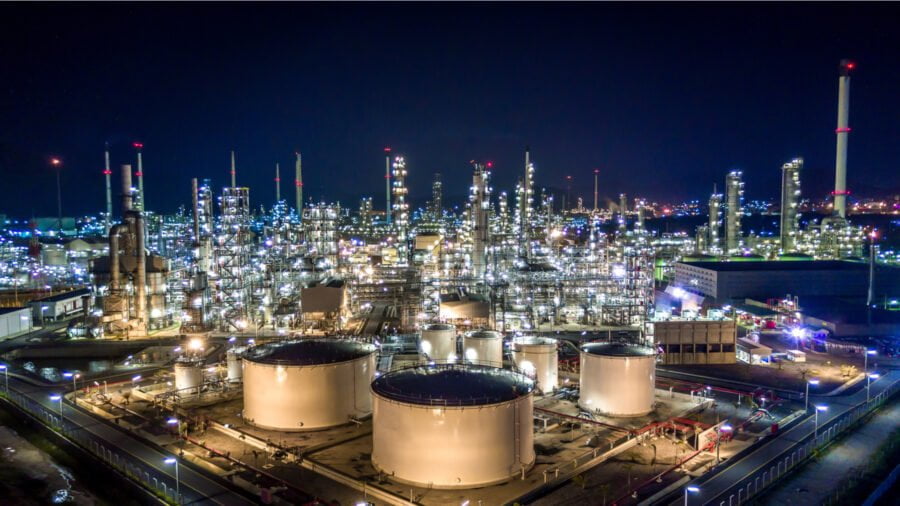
[174,357,204,394]
[420,323,457,362]
[372,364,535,489]
[579,343,657,417]
[462,330,503,367]
[226,348,244,383]
[242,339,376,431]
[511,336,558,393]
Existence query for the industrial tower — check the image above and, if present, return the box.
[470,162,491,278]
[780,158,802,252]
[725,170,744,254]
[391,155,409,264]
[708,187,722,254]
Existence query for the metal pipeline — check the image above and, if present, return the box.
[121,164,133,213]
[133,211,147,327]
[108,224,129,292]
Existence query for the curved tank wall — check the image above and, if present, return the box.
[371,364,535,489]
[420,323,457,362]
[462,330,503,367]
[174,358,203,393]
[578,343,656,417]
[511,336,558,393]
[226,349,243,383]
[242,339,376,431]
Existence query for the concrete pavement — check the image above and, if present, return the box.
[3,376,257,506]
[675,370,899,505]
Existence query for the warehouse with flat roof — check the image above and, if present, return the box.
[673,260,900,303]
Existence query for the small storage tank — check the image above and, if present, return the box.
[579,343,657,417]
[372,364,535,488]
[420,323,457,362]
[174,357,204,394]
[511,336,558,393]
[242,339,376,431]
[462,330,503,367]
[226,348,243,383]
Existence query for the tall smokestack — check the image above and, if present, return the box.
[121,164,133,213]
[134,142,144,211]
[274,163,281,203]
[230,150,236,188]
[593,168,599,211]
[104,143,112,230]
[384,147,392,225]
[295,152,303,218]
[833,59,854,219]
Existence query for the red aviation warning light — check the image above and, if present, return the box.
[384,147,392,153]
[486,161,493,169]
[133,142,144,149]
[50,157,61,167]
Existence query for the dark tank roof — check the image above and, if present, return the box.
[372,364,534,406]
[422,323,455,331]
[244,339,374,365]
[466,330,501,339]
[582,342,656,357]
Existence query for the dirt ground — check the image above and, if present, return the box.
[0,426,98,506]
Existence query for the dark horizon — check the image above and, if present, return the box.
[1,2,898,218]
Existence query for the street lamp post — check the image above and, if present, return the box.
[814,405,827,441]
[164,457,180,503]
[867,373,880,403]
[716,424,732,465]
[864,349,876,375]
[684,485,700,506]
[805,379,819,412]
[0,364,8,394]
[63,372,80,400]
[50,394,63,424]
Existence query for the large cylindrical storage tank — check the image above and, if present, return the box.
[226,349,243,383]
[511,336,558,393]
[579,343,657,417]
[372,364,535,489]
[463,330,503,367]
[242,339,376,431]
[420,323,457,362]
[174,358,203,394]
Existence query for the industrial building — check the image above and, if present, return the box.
[673,260,900,303]
[795,296,900,339]
[28,288,91,322]
[0,307,31,340]
[652,318,737,365]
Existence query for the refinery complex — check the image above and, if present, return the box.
[0,55,898,506]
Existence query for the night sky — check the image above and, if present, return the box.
[1,2,898,218]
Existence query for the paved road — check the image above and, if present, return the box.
[761,400,900,505]
[4,375,257,506]
[675,370,898,505]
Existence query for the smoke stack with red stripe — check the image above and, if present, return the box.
[833,59,854,219]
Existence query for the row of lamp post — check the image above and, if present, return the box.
[684,347,885,504]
